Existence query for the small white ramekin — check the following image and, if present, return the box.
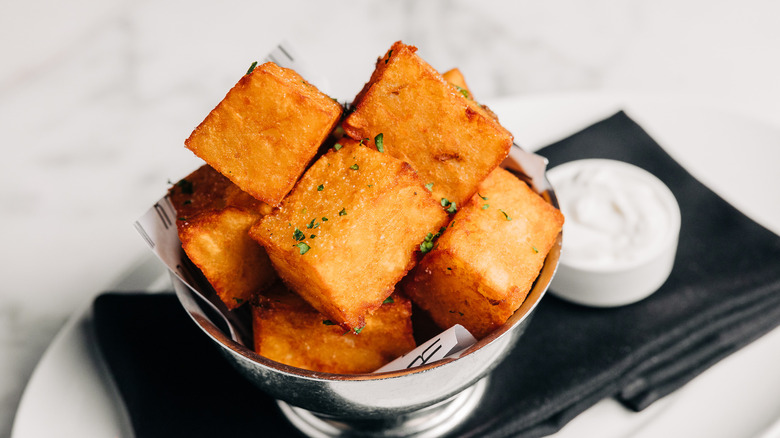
[547,159,681,307]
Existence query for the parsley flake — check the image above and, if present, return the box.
[383,296,394,304]
[375,133,385,152]
[317,184,324,191]
[350,164,359,170]
[176,178,193,194]
[482,204,490,210]
[295,242,310,255]
[532,245,539,253]
[441,198,457,214]
[322,320,337,326]
[419,227,447,254]
[499,209,512,221]
[339,208,347,216]
[454,85,470,100]
[322,217,328,221]
[246,61,258,75]
[293,228,305,241]
[353,325,365,335]
[424,183,434,191]
[478,193,489,201]
[333,143,343,151]
[307,218,319,229]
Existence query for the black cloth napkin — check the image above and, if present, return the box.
[94,111,780,437]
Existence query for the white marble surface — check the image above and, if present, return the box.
[2,1,780,436]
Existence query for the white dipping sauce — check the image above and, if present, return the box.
[549,159,679,270]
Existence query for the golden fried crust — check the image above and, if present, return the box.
[168,164,270,218]
[252,286,415,374]
[169,165,276,310]
[402,167,564,339]
[185,62,343,206]
[178,208,276,309]
[343,41,513,207]
[249,141,448,330]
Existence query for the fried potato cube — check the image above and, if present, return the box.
[169,165,276,310]
[250,141,448,330]
[402,167,564,339]
[252,285,416,374]
[185,62,343,206]
[342,41,513,207]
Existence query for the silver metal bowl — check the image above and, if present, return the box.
[172,144,561,437]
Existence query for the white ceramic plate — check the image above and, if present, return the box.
[12,93,780,438]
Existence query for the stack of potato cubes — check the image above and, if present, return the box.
[168,41,563,374]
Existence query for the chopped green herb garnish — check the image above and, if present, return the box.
[454,85,470,100]
[441,198,457,214]
[176,178,193,194]
[322,217,328,221]
[293,228,305,241]
[306,218,319,229]
[385,49,393,64]
[339,208,347,216]
[499,209,512,221]
[424,183,434,191]
[532,245,539,253]
[383,296,394,304]
[310,234,316,239]
[246,61,258,75]
[322,320,337,326]
[295,242,310,255]
[233,297,244,304]
[482,204,490,210]
[317,184,324,191]
[333,143,343,151]
[353,325,365,335]
[375,133,385,152]
[350,164,359,170]
[183,199,192,205]
[419,227,447,254]
[478,192,489,201]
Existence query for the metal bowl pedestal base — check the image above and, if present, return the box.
[277,377,489,437]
